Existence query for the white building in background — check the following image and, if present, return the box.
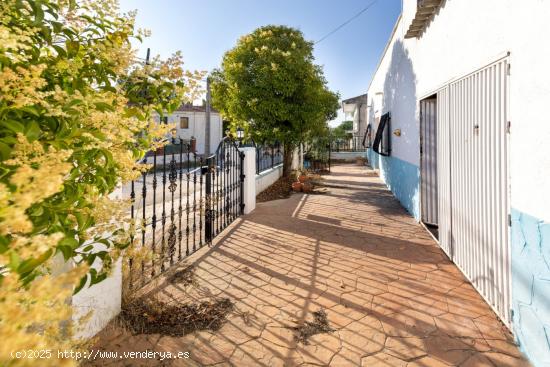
[157,104,223,155]
[364,1,550,366]
[341,93,368,149]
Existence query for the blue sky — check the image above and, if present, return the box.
[119,0,402,125]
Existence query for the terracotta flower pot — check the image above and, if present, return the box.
[292,181,303,192]
[298,174,308,183]
[302,181,313,193]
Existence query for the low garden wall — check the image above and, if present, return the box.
[71,185,124,339]
[330,151,367,162]
[255,164,283,194]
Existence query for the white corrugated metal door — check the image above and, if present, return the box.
[437,57,511,325]
[436,87,452,257]
[420,97,439,226]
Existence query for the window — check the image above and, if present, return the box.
[180,116,189,129]
[373,112,391,156]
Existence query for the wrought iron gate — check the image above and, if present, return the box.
[204,138,245,243]
[126,137,244,290]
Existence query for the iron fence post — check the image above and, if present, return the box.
[256,148,259,174]
[205,156,213,244]
[239,151,245,215]
[129,181,135,289]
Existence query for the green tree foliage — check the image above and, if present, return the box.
[211,25,339,175]
[331,120,353,141]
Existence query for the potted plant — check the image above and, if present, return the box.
[292,181,303,192]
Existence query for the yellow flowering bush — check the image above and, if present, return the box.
[0,0,203,365]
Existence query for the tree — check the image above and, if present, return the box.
[331,120,353,141]
[0,0,202,364]
[211,25,339,176]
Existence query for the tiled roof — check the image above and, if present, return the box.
[405,0,443,39]
[175,104,219,113]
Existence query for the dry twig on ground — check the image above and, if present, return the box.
[291,308,334,344]
[256,176,294,202]
[120,298,234,336]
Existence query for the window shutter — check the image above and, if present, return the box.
[373,112,391,156]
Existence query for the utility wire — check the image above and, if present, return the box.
[315,0,378,44]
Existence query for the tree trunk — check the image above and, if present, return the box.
[282,144,294,177]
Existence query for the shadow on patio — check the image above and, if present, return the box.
[87,164,529,367]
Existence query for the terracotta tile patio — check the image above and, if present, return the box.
[90,164,529,366]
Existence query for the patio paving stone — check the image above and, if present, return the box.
[87,164,529,366]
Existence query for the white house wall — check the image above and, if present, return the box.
[366,1,550,365]
[165,111,223,154]
[351,105,359,133]
[210,114,223,154]
[366,13,420,219]
[351,104,368,134]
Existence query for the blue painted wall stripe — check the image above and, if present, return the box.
[511,208,550,366]
[367,149,420,220]
[366,151,550,367]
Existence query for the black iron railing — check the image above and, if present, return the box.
[304,140,331,173]
[330,139,367,152]
[237,138,283,174]
[256,142,283,174]
[126,137,244,290]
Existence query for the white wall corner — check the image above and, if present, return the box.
[239,147,256,214]
[70,184,124,339]
[72,258,122,339]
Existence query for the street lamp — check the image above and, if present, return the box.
[236,127,244,140]
[170,128,178,144]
